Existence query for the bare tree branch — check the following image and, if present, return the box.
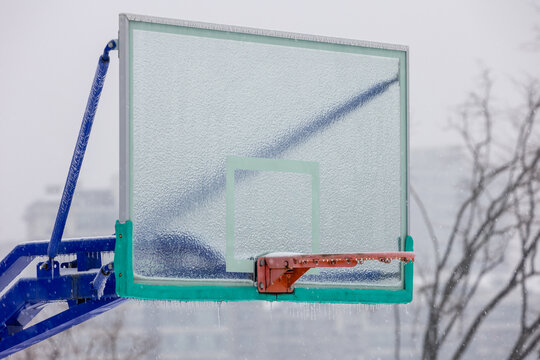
[419,74,540,360]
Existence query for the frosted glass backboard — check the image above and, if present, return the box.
[115,14,411,303]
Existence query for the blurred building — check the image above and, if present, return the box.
[23,184,117,240]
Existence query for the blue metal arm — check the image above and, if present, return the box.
[0,236,115,292]
[0,40,125,358]
[0,237,126,358]
[0,298,125,358]
[1,264,119,330]
[48,40,117,260]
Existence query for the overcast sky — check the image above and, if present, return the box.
[0,0,539,243]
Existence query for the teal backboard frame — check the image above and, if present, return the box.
[115,221,413,303]
[115,14,412,304]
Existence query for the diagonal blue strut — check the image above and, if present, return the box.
[0,40,123,359]
[48,40,118,259]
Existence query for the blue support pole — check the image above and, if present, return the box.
[91,262,114,299]
[0,236,124,357]
[47,40,118,259]
[0,237,116,293]
[0,40,126,358]
[0,272,120,328]
[0,298,126,359]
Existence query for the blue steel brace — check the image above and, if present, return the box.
[47,40,118,260]
[0,237,127,358]
[0,40,126,358]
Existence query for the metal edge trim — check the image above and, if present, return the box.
[406,49,410,236]
[119,14,130,222]
[120,13,408,52]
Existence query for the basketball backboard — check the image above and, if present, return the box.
[114,13,412,303]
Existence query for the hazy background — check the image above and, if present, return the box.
[1,0,539,243]
[1,1,540,359]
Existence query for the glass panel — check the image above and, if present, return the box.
[234,170,314,260]
[128,20,405,289]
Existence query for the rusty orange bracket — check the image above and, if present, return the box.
[256,251,415,294]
